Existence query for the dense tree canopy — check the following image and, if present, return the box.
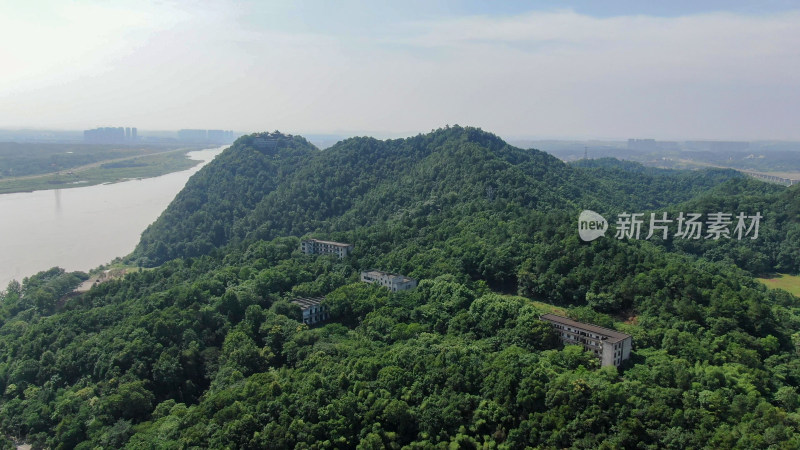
[2,127,799,448]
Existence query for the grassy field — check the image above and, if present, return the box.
[0,150,200,194]
[757,273,800,297]
[501,294,569,316]
[528,299,568,316]
[0,142,169,178]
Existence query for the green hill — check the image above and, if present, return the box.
[2,126,799,448]
[573,157,800,274]
[134,132,319,265]
[133,126,743,266]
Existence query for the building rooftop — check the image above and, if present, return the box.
[362,269,415,283]
[540,313,631,344]
[305,239,352,247]
[291,297,325,309]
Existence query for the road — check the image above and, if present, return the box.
[3,147,196,182]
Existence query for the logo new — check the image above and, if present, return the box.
[578,210,608,242]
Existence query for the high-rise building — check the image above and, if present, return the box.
[178,129,235,144]
[207,129,226,143]
[178,129,208,142]
[83,126,133,143]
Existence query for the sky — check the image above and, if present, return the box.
[1,0,799,140]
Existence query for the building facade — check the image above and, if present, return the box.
[300,239,353,258]
[291,297,329,325]
[360,270,417,292]
[540,313,632,367]
[84,126,132,143]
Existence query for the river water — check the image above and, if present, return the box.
[0,146,226,289]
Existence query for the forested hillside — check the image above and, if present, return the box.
[134,127,745,267]
[1,127,799,448]
[135,132,319,265]
[573,157,800,274]
[666,178,800,274]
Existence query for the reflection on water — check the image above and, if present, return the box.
[54,189,62,216]
[0,146,226,289]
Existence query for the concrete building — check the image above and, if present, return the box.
[291,297,329,325]
[540,314,632,367]
[360,270,417,292]
[177,129,235,144]
[208,129,234,144]
[84,126,130,143]
[178,129,208,142]
[252,136,278,151]
[300,239,353,258]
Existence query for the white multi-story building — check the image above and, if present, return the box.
[291,297,329,325]
[360,270,417,292]
[540,313,632,367]
[300,239,353,259]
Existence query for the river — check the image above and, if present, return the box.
[0,146,226,289]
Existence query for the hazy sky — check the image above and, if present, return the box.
[1,0,799,140]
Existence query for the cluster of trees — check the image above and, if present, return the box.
[574,158,800,274]
[134,134,319,265]
[664,177,800,274]
[134,126,756,268]
[571,157,743,210]
[0,268,86,320]
[1,127,798,447]
[2,234,798,447]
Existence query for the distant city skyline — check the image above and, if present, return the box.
[3,126,800,147]
[1,1,799,140]
[84,126,137,143]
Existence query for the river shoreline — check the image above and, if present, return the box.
[0,148,204,195]
[0,145,226,289]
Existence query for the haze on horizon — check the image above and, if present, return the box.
[1,0,799,141]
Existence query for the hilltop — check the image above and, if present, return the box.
[133,126,744,266]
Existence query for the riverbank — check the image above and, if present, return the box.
[0,146,226,288]
[0,148,204,194]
